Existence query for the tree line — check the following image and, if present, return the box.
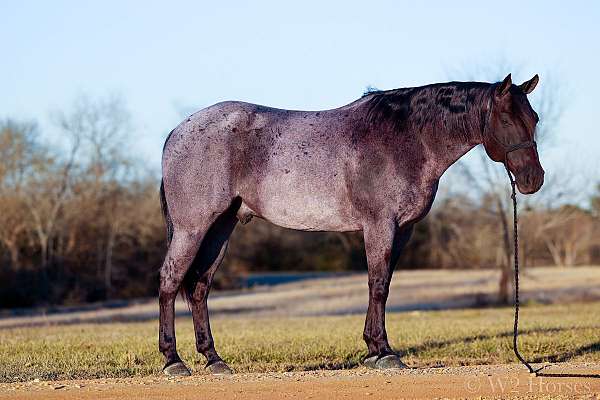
[0,95,598,308]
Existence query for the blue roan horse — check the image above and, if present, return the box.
[158,74,543,375]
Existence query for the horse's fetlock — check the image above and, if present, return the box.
[196,335,215,354]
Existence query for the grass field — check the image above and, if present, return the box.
[1,301,599,383]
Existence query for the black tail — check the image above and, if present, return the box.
[159,180,174,247]
[160,179,190,303]
[161,179,197,305]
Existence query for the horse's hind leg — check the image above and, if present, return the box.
[159,211,229,376]
[159,227,206,376]
[183,199,240,374]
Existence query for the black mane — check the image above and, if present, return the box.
[362,82,492,140]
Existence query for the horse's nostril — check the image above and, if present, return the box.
[530,170,544,191]
[524,167,545,190]
[517,168,544,194]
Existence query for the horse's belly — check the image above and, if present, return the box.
[259,201,358,232]
[240,178,360,232]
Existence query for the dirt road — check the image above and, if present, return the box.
[2,363,599,400]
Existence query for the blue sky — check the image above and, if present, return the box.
[2,1,599,182]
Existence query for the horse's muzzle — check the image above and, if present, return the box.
[515,166,545,194]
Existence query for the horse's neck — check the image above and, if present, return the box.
[422,126,482,179]
[355,83,490,181]
[420,88,489,179]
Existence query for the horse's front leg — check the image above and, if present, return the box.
[362,220,413,369]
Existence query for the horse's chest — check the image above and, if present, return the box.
[396,180,439,224]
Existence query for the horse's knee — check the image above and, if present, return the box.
[369,278,389,302]
[372,286,388,302]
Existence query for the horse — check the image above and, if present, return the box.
[158,73,544,375]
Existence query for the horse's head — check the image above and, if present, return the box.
[482,74,544,194]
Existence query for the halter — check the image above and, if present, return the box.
[482,93,537,164]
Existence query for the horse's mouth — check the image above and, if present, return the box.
[515,168,545,195]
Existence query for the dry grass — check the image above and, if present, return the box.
[4,267,600,330]
[1,301,599,382]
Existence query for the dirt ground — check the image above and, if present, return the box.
[1,363,599,400]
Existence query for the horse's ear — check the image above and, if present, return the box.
[519,74,539,94]
[496,73,512,98]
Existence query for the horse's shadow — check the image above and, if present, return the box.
[532,340,600,378]
[393,326,600,378]
[299,325,600,377]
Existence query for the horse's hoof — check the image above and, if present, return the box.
[206,360,233,375]
[163,361,191,376]
[376,354,408,369]
[364,355,379,369]
[364,354,408,369]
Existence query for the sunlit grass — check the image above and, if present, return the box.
[1,302,599,382]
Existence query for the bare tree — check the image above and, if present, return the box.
[53,94,132,298]
[524,174,597,267]
[0,120,39,268]
[22,133,78,283]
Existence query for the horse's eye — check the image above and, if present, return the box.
[501,119,511,126]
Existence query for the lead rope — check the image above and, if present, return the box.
[505,165,538,375]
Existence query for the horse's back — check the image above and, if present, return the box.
[162,100,364,231]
